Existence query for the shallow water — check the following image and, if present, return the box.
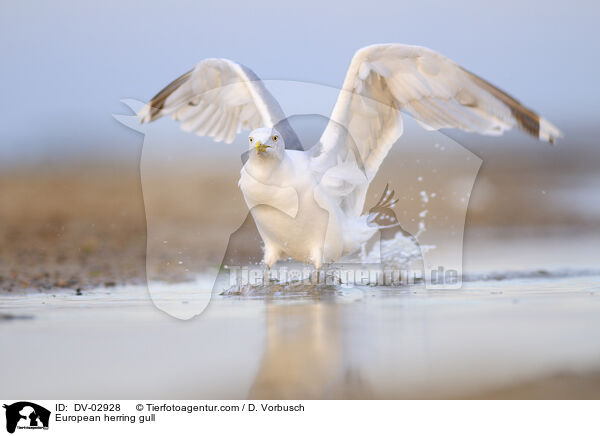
[1,268,600,399]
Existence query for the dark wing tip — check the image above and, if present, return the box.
[140,69,193,123]
[461,67,543,140]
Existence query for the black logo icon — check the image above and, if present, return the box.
[3,402,50,434]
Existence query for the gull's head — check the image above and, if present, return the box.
[248,127,284,160]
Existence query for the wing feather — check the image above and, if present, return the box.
[313,43,562,216]
[139,59,299,146]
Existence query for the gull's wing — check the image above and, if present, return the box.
[139,59,300,146]
[311,43,562,215]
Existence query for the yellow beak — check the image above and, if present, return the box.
[255,141,270,154]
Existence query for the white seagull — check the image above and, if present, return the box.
[139,44,562,270]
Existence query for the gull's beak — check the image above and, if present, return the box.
[255,141,270,154]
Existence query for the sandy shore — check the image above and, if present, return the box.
[0,166,147,291]
[1,154,598,293]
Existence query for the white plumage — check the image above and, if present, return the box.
[139,44,562,269]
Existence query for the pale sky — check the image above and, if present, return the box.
[1,0,598,163]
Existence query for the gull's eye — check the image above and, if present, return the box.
[272,135,278,142]
[249,137,254,143]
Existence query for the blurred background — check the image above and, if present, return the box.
[1,0,599,287]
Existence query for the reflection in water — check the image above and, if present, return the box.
[249,302,341,399]
[246,275,600,399]
[249,295,371,399]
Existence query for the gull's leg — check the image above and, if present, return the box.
[310,248,323,284]
[263,244,281,284]
[264,246,281,269]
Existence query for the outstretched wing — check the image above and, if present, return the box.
[139,58,300,146]
[312,43,562,215]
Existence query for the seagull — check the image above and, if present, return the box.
[139,43,562,270]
